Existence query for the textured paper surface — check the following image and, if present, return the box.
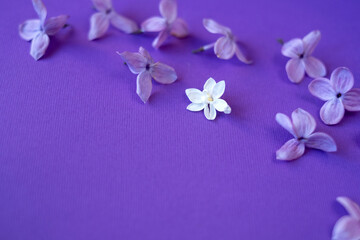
[0,0,359,239]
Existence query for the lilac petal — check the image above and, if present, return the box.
[330,67,354,94]
[152,30,169,49]
[275,113,296,137]
[204,104,216,120]
[281,38,304,58]
[141,17,166,32]
[88,12,110,41]
[203,18,231,35]
[19,19,41,41]
[138,47,153,63]
[136,71,152,103]
[337,197,360,220]
[213,99,229,112]
[204,77,216,93]
[110,13,138,34]
[235,46,252,64]
[320,98,345,125]
[285,58,305,83]
[276,139,305,161]
[212,80,225,99]
[93,0,112,12]
[303,30,321,56]
[187,103,206,112]
[332,216,360,240]
[44,15,68,36]
[291,108,316,138]
[308,78,336,101]
[151,62,177,84]
[214,36,236,60]
[30,33,49,60]
[159,0,177,23]
[343,88,360,111]
[185,89,205,104]
[32,0,47,24]
[118,51,147,74]
[306,132,337,152]
[170,18,188,38]
[303,56,326,78]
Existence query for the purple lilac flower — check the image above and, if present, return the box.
[141,0,188,49]
[309,67,360,125]
[118,47,177,103]
[275,108,336,161]
[19,0,68,60]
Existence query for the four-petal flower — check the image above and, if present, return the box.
[118,47,177,103]
[19,0,69,60]
[193,19,252,64]
[141,0,188,49]
[281,30,326,83]
[332,197,360,240]
[275,108,336,161]
[88,0,139,40]
[309,67,360,125]
[186,78,231,120]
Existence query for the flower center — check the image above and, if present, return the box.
[299,53,304,59]
[207,96,213,102]
[297,137,305,141]
[336,93,342,98]
[145,64,151,71]
[106,8,112,14]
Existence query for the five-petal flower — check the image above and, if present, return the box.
[332,197,360,240]
[192,19,252,64]
[309,67,360,125]
[88,0,139,40]
[141,0,188,49]
[275,108,336,160]
[118,47,177,103]
[185,78,231,120]
[19,0,69,60]
[281,30,326,83]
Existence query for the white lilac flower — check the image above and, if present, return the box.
[185,77,231,120]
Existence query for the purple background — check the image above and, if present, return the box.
[1,0,359,239]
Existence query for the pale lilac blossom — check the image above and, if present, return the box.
[141,0,188,49]
[118,47,177,103]
[192,19,252,64]
[332,197,360,240]
[275,108,336,161]
[281,30,326,83]
[309,67,360,125]
[19,0,69,60]
[186,78,231,120]
[88,0,139,40]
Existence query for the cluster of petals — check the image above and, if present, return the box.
[309,67,360,125]
[281,30,326,83]
[88,0,139,40]
[141,0,188,48]
[186,78,231,120]
[194,19,252,64]
[119,47,177,103]
[332,197,360,240]
[19,0,68,60]
[275,108,336,161]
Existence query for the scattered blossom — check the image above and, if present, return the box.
[281,30,326,83]
[309,67,360,125]
[275,108,336,160]
[192,19,252,64]
[141,0,188,48]
[186,77,231,120]
[88,0,138,40]
[118,47,177,103]
[19,0,69,60]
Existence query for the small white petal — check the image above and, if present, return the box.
[204,77,216,93]
[185,88,205,103]
[187,103,205,112]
